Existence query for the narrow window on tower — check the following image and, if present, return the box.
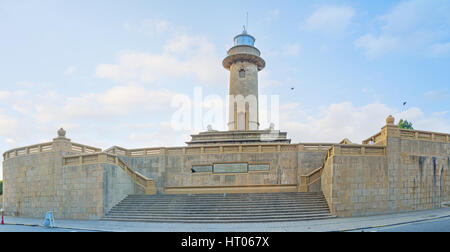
[239,69,245,78]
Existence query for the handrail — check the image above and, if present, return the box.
[362,131,383,145]
[299,147,332,192]
[62,153,156,195]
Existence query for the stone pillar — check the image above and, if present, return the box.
[381,115,400,139]
[52,128,72,152]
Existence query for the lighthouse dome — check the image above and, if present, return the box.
[233,30,255,47]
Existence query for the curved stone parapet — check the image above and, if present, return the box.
[227,45,261,57]
[223,52,265,71]
[3,141,102,161]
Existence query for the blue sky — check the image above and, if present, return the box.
[1,0,450,177]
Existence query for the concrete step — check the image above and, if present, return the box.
[113,201,326,207]
[105,212,332,218]
[123,196,326,201]
[109,206,330,212]
[103,212,333,219]
[118,196,327,202]
[103,192,333,223]
[109,206,329,212]
[102,215,334,223]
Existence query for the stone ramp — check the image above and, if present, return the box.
[102,192,334,223]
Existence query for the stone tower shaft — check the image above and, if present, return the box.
[223,31,265,131]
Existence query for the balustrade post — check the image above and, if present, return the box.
[334,146,341,155]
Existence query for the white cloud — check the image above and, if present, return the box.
[430,42,450,56]
[16,81,52,89]
[128,122,193,148]
[0,91,10,100]
[95,34,225,85]
[424,90,450,100]
[259,71,283,89]
[0,114,20,136]
[282,43,301,56]
[354,34,399,59]
[123,19,172,36]
[396,107,450,133]
[63,66,76,75]
[355,0,450,58]
[97,84,175,113]
[279,102,450,143]
[303,6,355,34]
[266,9,280,24]
[31,84,176,123]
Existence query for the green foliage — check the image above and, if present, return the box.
[0,180,2,195]
[398,119,414,130]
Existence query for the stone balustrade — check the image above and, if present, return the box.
[104,143,336,157]
[363,127,450,145]
[3,141,102,161]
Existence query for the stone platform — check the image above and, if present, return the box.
[186,130,291,146]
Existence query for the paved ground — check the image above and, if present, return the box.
[1,207,449,232]
[357,216,450,232]
[0,224,94,232]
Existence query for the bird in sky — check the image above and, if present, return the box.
[403,101,407,106]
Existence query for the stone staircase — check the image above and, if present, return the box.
[102,192,334,223]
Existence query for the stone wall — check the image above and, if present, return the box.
[2,142,332,219]
[320,156,333,210]
[386,136,449,212]
[2,150,105,219]
[298,151,328,192]
[117,147,329,194]
[324,155,389,217]
[322,124,450,217]
[4,122,447,219]
[119,155,164,193]
[102,163,137,214]
[2,149,138,219]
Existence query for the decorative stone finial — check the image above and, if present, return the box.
[266,123,275,131]
[207,125,218,132]
[57,128,66,138]
[386,115,395,125]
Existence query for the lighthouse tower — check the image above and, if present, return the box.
[186,28,290,146]
[223,28,265,131]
